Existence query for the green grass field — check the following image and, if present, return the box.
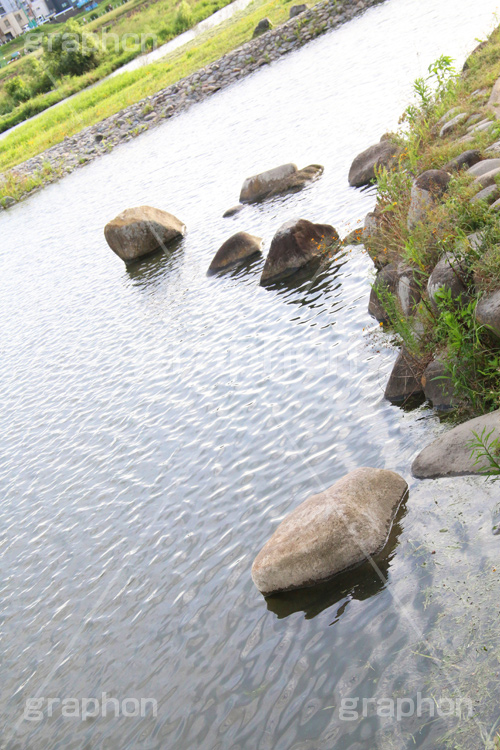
[0,0,235,130]
[0,0,310,179]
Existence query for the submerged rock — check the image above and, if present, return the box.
[104,206,186,262]
[260,219,338,285]
[384,347,425,404]
[476,290,500,339]
[251,467,408,595]
[208,232,262,274]
[239,163,323,203]
[348,139,400,188]
[412,410,500,479]
[223,204,244,218]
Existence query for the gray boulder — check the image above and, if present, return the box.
[443,149,481,172]
[412,410,500,479]
[407,170,451,230]
[104,206,186,262]
[476,290,500,338]
[471,184,499,204]
[369,263,421,322]
[251,467,408,594]
[253,17,272,36]
[474,166,500,189]
[384,347,425,404]
[427,253,470,311]
[363,210,381,244]
[239,163,323,203]
[422,357,457,410]
[468,158,500,177]
[439,112,468,137]
[488,75,500,119]
[369,264,398,323]
[289,3,307,17]
[260,219,338,285]
[397,264,421,317]
[208,232,262,274]
[348,140,400,188]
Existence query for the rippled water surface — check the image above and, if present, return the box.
[2,0,500,748]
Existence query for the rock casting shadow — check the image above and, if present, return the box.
[264,498,408,620]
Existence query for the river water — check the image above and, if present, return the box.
[1,0,500,748]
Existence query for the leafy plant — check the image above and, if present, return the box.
[5,77,31,104]
[434,289,500,412]
[42,20,102,78]
[402,55,457,125]
[174,1,193,33]
[468,427,500,479]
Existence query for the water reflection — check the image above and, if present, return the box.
[124,236,186,288]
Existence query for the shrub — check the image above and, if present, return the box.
[43,20,102,77]
[5,76,31,104]
[174,1,193,33]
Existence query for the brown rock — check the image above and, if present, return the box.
[384,347,425,404]
[208,232,262,274]
[348,140,400,188]
[260,219,338,285]
[104,206,186,262]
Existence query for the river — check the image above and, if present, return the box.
[1,0,500,747]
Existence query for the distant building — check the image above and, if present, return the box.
[0,7,28,39]
[0,0,21,15]
[30,0,51,20]
[46,0,73,13]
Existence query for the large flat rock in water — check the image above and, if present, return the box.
[251,467,408,595]
[239,164,297,203]
[412,410,500,479]
[104,206,185,262]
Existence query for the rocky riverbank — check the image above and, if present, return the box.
[346,29,500,448]
[0,0,383,209]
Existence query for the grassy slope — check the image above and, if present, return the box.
[0,0,308,175]
[366,27,500,414]
[0,0,233,129]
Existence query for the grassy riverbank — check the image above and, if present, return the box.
[0,0,316,183]
[366,28,500,416]
[0,0,234,131]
